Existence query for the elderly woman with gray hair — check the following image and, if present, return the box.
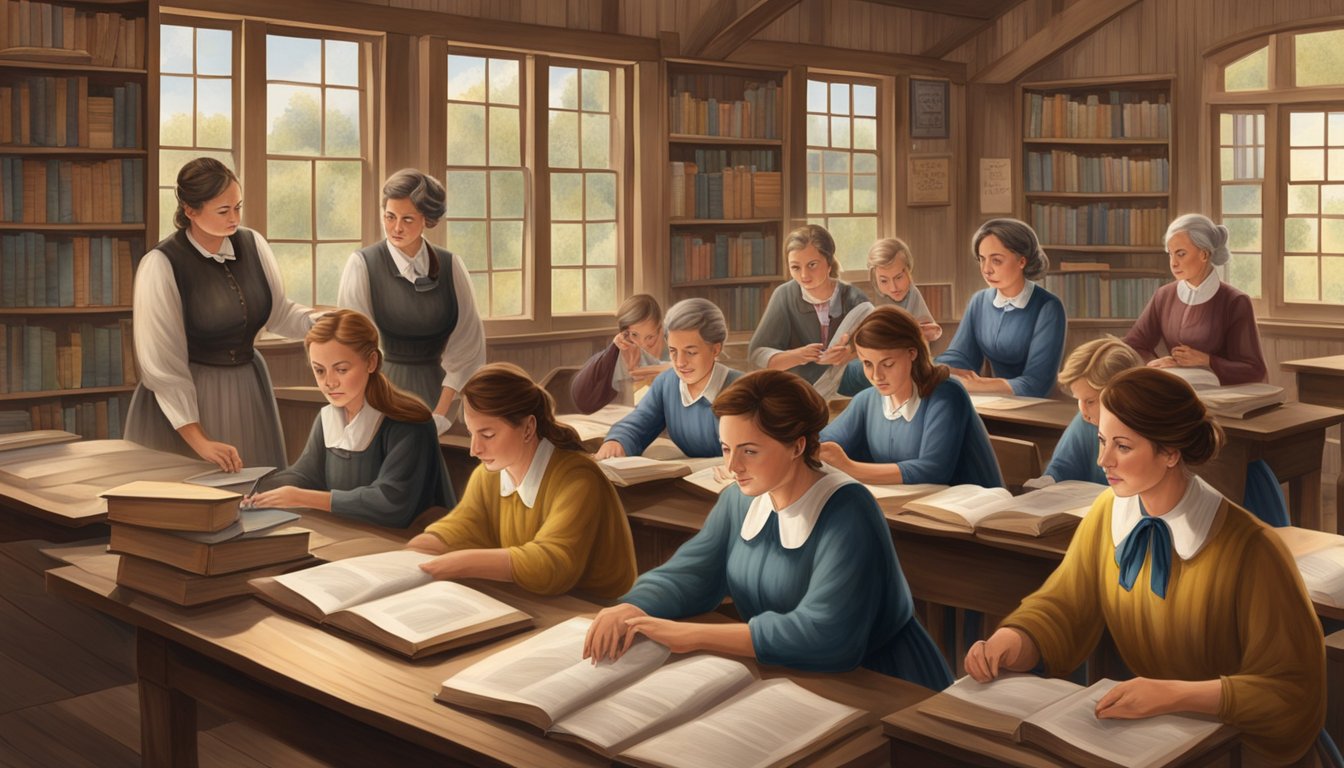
[1124,213,1268,385]
[594,298,744,459]
[338,168,487,433]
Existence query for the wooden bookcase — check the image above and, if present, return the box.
[0,0,157,438]
[1019,76,1174,327]
[663,59,789,346]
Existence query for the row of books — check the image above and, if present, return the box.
[1028,202,1168,246]
[668,163,781,220]
[675,285,766,333]
[1041,272,1168,319]
[1,233,137,307]
[1,319,135,393]
[26,394,124,438]
[673,148,779,174]
[668,75,780,139]
[1,0,146,69]
[669,232,778,283]
[1023,91,1170,140]
[1025,150,1168,193]
[0,156,145,224]
[0,76,141,148]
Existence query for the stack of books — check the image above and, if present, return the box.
[101,480,312,606]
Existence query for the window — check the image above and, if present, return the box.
[805,76,880,269]
[1216,112,1264,297]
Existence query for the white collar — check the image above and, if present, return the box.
[1176,271,1220,306]
[882,389,922,422]
[680,363,729,407]
[185,229,235,263]
[800,281,840,312]
[992,280,1034,311]
[1111,474,1222,560]
[387,238,429,281]
[499,438,555,508]
[320,403,385,452]
[740,471,855,549]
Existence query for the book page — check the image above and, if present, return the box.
[941,673,1081,721]
[267,550,434,616]
[341,580,523,644]
[552,656,754,753]
[443,617,671,721]
[1296,546,1344,607]
[994,480,1108,519]
[811,302,874,400]
[619,678,861,768]
[683,466,734,495]
[968,394,1054,410]
[177,508,300,545]
[184,466,276,488]
[864,482,947,501]
[1162,367,1221,390]
[903,484,1015,526]
[560,404,636,440]
[1025,680,1222,768]
[1196,382,1283,405]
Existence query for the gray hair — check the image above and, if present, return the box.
[381,168,446,226]
[616,293,662,331]
[972,218,1050,280]
[664,298,728,345]
[1164,213,1231,266]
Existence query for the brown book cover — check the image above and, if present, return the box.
[93,398,108,438]
[102,480,241,532]
[117,552,316,606]
[76,74,87,146]
[115,240,131,304]
[110,523,311,576]
[87,95,112,148]
[54,76,66,146]
[119,317,133,384]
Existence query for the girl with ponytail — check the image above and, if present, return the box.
[405,363,637,599]
[247,309,453,527]
[967,367,1326,765]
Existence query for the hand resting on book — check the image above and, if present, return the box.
[584,603,754,665]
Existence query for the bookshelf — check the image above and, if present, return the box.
[664,59,788,343]
[1020,76,1174,325]
[0,0,156,439]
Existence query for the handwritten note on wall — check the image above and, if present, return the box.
[908,156,950,206]
[980,158,1012,213]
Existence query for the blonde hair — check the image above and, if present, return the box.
[305,310,432,423]
[1057,336,1143,394]
[867,237,914,295]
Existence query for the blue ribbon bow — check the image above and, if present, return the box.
[1115,504,1173,598]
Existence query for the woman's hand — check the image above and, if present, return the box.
[817,333,853,366]
[786,344,825,367]
[624,616,704,654]
[245,486,325,511]
[817,441,850,470]
[1096,678,1221,720]
[583,603,648,663]
[1170,345,1211,368]
[711,465,736,484]
[419,551,464,581]
[964,628,1038,682]
[953,370,1012,394]
[1147,356,1178,369]
[193,439,242,472]
[594,441,626,460]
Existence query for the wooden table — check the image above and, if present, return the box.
[43,512,932,768]
[1281,355,1344,533]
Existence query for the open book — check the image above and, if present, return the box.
[1296,544,1344,609]
[920,674,1226,768]
[597,455,722,487]
[250,551,532,659]
[559,404,636,443]
[437,617,865,768]
[895,480,1107,536]
[811,301,875,401]
[1162,367,1285,418]
[968,394,1055,411]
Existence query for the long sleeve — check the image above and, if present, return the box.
[904,285,935,325]
[748,486,888,671]
[132,250,197,428]
[1006,296,1065,397]
[504,463,617,595]
[748,283,795,370]
[934,293,985,372]
[1123,291,1165,361]
[259,419,326,491]
[336,251,374,319]
[604,371,671,455]
[252,230,315,339]
[837,359,871,397]
[818,391,869,459]
[424,465,500,550]
[329,420,443,528]
[570,343,621,414]
[1043,413,1104,484]
[621,492,734,617]
[896,389,974,485]
[1207,292,1267,384]
[438,253,487,391]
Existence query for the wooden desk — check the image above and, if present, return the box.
[1281,355,1344,533]
[974,400,1077,460]
[44,512,931,768]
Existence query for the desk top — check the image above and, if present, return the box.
[273,385,327,404]
[974,397,1344,440]
[973,400,1077,430]
[1282,355,1344,375]
[44,511,931,768]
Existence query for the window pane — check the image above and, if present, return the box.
[853,175,877,214]
[1288,184,1319,215]
[829,83,849,114]
[160,76,194,146]
[315,160,361,240]
[1291,149,1325,181]
[491,221,523,270]
[160,148,230,186]
[158,189,177,241]
[445,221,487,270]
[581,68,609,112]
[830,116,851,149]
[469,272,489,306]
[549,111,579,168]
[552,268,582,313]
[807,173,823,213]
[1226,217,1261,251]
[853,84,876,117]
[825,217,877,271]
[1323,218,1344,253]
[1331,149,1344,181]
[196,28,231,76]
[1285,217,1319,252]
[161,26,194,74]
[854,153,878,174]
[446,104,487,166]
[1331,113,1344,145]
[581,113,610,169]
[448,55,487,102]
[1224,46,1268,92]
[1296,30,1344,87]
[196,78,232,149]
[1324,184,1344,214]
[492,270,522,316]
[1226,252,1261,297]
[550,67,578,109]
[853,118,876,150]
[445,170,487,218]
[325,40,359,87]
[806,150,821,173]
[489,59,520,105]
[1221,184,1261,214]
[1284,256,1318,301]
[1291,112,1325,146]
[324,88,361,157]
[267,159,312,239]
[268,84,322,155]
[551,223,583,265]
[586,221,616,265]
[488,106,521,166]
[585,267,616,311]
[551,173,583,220]
[824,174,849,213]
[587,173,616,220]
[271,242,314,305]
[316,242,354,305]
[1324,257,1344,303]
[268,35,321,83]
[807,80,827,112]
[806,115,827,146]
[491,170,525,219]
[824,151,849,174]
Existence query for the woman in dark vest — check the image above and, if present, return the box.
[337,169,487,433]
[126,157,316,471]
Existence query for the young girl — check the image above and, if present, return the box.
[246,310,452,528]
[405,363,637,599]
[966,367,1325,765]
[819,306,1000,487]
[748,224,870,385]
[595,298,743,460]
[571,293,668,414]
[936,218,1066,397]
[584,369,952,691]
[868,237,941,341]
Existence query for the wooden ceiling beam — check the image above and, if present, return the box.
[971,0,1143,83]
[730,39,967,82]
[920,0,1028,60]
[683,0,803,60]
[858,0,1011,21]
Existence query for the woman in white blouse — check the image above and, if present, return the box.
[337,169,487,433]
[126,158,315,471]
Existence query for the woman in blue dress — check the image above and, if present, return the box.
[819,306,1000,487]
[583,369,951,690]
[936,218,1066,398]
[595,298,743,459]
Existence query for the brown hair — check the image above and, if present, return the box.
[1100,367,1224,466]
[460,363,584,451]
[174,157,240,231]
[849,306,949,398]
[972,218,1050,280]
[1057,336,1143,394]
[713,369,828,470]
[616,293,662,331]
[784,223,841,278]
[382,168,447,227]
[305,310,432,423]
